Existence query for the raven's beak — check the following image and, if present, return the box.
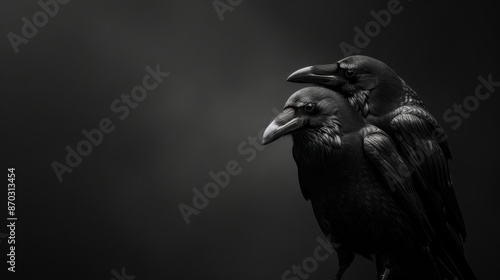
[287,64,338,85]
[261,108,303,145]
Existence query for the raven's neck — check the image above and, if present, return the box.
[399,80,425,108]
[347,90,370,118]
[292,120,342,169]
[349,79,424,118]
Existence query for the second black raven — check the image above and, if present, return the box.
[262,87,476,280]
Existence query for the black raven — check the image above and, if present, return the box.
[287,56,475,279]
[262,87,476,280]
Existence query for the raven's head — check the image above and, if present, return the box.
[261,86,365,148]
[286,55,406,117]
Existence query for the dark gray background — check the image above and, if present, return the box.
[2,0,499,279]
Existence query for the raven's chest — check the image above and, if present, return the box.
[308,160,417,255]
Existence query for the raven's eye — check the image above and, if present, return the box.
[304,103,314,112]
[345,69,355,77]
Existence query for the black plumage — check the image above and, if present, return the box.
[286,56,476,279]
[262,86,475,280]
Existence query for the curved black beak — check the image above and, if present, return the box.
[261,108,303,145]
[286,64,338,85]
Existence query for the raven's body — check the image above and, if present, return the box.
[262,87,450,280]
[299,130,431,280]
[287,56,476,279]
[296,130,418,257]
